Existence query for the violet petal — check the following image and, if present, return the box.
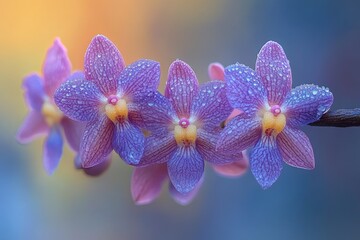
[54,78,102,122]
[255,41,292,105]
[217,114,261,153]
[22,74,45,111]
[165,60,199,118]
[169,175,204,206]
[137,133,177,166]
[113,121,145,165]
[16,111,49,144]
[61,117,85,152]
[43,126,63,175]
[118,59,160,100]
[250,136,283,189]
[277,126,315,169]
[168,146,204,193]
[191,81,232,131]
[84,35,125,95]
[284,84,333,127]
[42,38,71,96]
[80,115,114,168]
[225,64,267,117]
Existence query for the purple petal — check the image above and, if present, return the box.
[225,64,267,117]
[212,155,249,178]
[16,111,49,144]
[217,114,261,153]
[80,115,114,168]
[191,81,232,131]
[54,77,102,122]
[168,146,204,193]
[135,91,176,134]
[84,35,125,95]
[137,133,177,166]
[255,41,292,105]
[197,129,240,164]
[67,71,85,81]
[43,126,63,175]
[118,59,160,99]
[277,126,315,169]
[83,157,111,176]
[61,117,85,151]
[169,175,204,205]
[283,84,334,127]
[131,164,168,205]
[113,121,145,165]
[165,60,199,118]
[22,74,45,111]
[250,136,283,189]
[42,38,71,96]
[208,62,224,81]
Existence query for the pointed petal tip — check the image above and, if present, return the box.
[208,62,225,81]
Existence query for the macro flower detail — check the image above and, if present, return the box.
[16,38,84,174]
[133,59,241,194]
[54,35,160,168]
[217,41,334,189]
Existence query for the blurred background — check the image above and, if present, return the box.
[1,0,360,239]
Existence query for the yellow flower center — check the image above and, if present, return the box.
[41,101,63,126]
[174,118,197,146]
[261,105,286,137]
[105,96,128,123]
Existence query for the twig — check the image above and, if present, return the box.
[310,108,360,127]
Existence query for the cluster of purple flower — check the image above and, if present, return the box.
[17,35,333,205]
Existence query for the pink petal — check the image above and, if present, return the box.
[255,41,292,105]
[212,152,249,178]
[131,164,168,205]
[277,126,315,169]
[61,117,85,152]
[225,109,242,125]
[16,111,49,144]
[165,60,199,118]
[80,115,114,168]
[169,176,204,205]
[42,38,72,96]
[84,35,125,96]
[208,62,225,81]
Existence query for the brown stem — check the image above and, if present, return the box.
[309,108,360,127]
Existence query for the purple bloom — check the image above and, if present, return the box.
[208,62,249,177]
[217,41,334,189]
[133,59,241,195]
[16,38,84,174]
[54,35,160,168]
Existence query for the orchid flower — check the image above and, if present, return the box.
[16,38,84,174]
[131,59,242,196]
[217,41,334,189]
[54,35,160,168]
